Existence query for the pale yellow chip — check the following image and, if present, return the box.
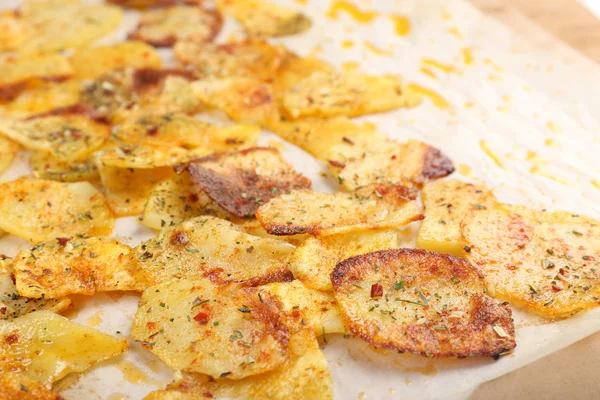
[282,72,421,119]
[131,279,289,379]
[462,205,600,318]
[1,257,71,320]
[70,41,162,79]
[97,144,208,169]
[0,371,62,400]
[0,178,114,244]
[30,151,99,182]
[257,184,423,237]
[13,236,144,299]
[290,229,401,292]
[0,136,19,175]
[0,311,128,385]
[0,79,80,119]
[217,0,311,37]
[145,329,332,400]
[0,53,72,92]
[132,216,295,287]
[272,54,334,102]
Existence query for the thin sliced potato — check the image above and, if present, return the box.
[272,53,333,101]
[331,248,517,358]
[132,216,295,286]
[257,184,423,236]
[0,79,80,118]
[462,205,600,318]
[239,219,307,246]
[0,54,72,100]
[0,371,62,400]
[187,147,311,218]
[0,311,128,385]
[0,178,114,243]
[97,144,208,169]
[30,151,99,182]
[131,279,289,379]
[0,136,19,175]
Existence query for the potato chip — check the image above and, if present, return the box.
[128,5,222,47]
[0,79,80,118]
[272,54,334,101]
[0,311,128,385]
[462,205,600,318]
[131,279,289,379]
[0,136,19,175]
[0,13,34,53]
[187,147,311,218]
[417,180,496,257]
[70,41,162,79]
[289,229,401,291]
[145,329,332,400]
[282,72,421,119]
[20,0,80,14]
[13,236,144,299]
[239,219,307,246]
[132,216,295,286]
[0,178,114,243]
[217,0,311,37]
[1,256,71,320]
[97,144,208,169]
[257,184,423,236]
[0,371,61,400]
[331,248,517,358]
[30,151,99,182]
[0,54,72,100]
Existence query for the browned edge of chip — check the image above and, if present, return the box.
[132,67,197,92]
[24,103,111,125]
[0,76,71,102]
[203,267,294,288]
[419,145,455,182]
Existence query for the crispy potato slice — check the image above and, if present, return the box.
[145,329,332,400]
[0,311,128,385]
[30,152,99,182]
[328,137,455,191]
[70,41,162,79]
[462,205,600,318]
[13,237,143,299]
[331,248,516,358]
[0,257,71,320]
[128,5,222,47]
[217,0,311,37]
[0,178,114,243]
[132,216,295,286]
[0,371,62,400]
[272,54,334,101]
[0,79,80,118]
[131,279,289,379]
[0,13,34,53]
[282,72,421,119]
[97,144,208,169]
[290,229,401,291]
[187,147,311,218]
[257,184,423,236]
[0,54,72,100]
[0,136,19,175]
[239,219,307,246]
[417,180,496,257]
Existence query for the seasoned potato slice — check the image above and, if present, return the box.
[328,137,455,191]
[0,178,114,243]
[0,54,72,100]
[30,152,99,182]
[131,279,288,379]
[145,329,332,400]
[417,180,496,257]
[331,248,516,358]
[282,72,421,119]
[217,0,311,37]
[0,371,62,400]
[0,136,19,175]
[290,229,401,291]
[128,5,222,47]
[0,311,128,385]
[70,41,162,79]
[0,79,80,118]
[462,205,600,318]
[257,184,423,236]
[13,237,143,299]
[272,54,333,101]
[0,257,71,320]
[132,216,295,286]
[97,144,208,169]
[187,147,311,218]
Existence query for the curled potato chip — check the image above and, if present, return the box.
[0,136,19,175]
[0,371,62,400]
[257,184,423,236]
[0,311,128,385]
[417,180,496,257]
[0,79,80,118]
[217,0,311,37]
[187,147,311,218]
[0,178,114,243]
[282,72,421,119]
[30,151,99,182]
[145,329,332,400]
[331,248,517,358]
[0,54,72,100]
[462,205,600,318]
[131,278,289,379]
[128,5,222,47]
[132,216,295,286]
[13,237,143,299]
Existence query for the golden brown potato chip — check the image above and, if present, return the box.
[128,5,222,47]
[462,205,600,318]
[331,248,517,358]
[272,54,334,102]
[13,236,143,299]
[0,311,128,385]
[417,180,496,257]
[131,279,289,379]
[132,216,295,287]
[0,79,80,118]
[257,184,423,236]
[217,0,311,37]
[0,371,62,400]
[30,151,99,182]
[0,136,19,175]
[0,178,114,243]
[187,147,311,218]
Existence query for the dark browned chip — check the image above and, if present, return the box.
[420,145,455,181]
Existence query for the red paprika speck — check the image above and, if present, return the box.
[194,312,210,325]
[371,283,383,298]
[56,237,70,246]
[188,193,199,203]
[551,285,563,292]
